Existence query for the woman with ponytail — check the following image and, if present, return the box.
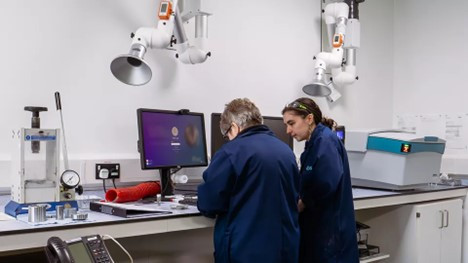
[282,97,358,263]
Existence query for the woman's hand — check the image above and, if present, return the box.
[298,199,305,213]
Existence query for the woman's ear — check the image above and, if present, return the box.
[232,122,241,134]
[306,114,314,125]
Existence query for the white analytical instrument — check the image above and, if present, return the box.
[345,130,446,190]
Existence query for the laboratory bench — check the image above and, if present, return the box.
[0,195,214,254]
[0,185,467,262]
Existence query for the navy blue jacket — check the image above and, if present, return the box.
[198,125,300,263]
[299,123,358,263]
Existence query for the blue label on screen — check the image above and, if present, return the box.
[141,112,207,168]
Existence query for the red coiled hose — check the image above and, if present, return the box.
[105,182,161,203]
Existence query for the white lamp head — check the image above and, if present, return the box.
[110,43,152,86]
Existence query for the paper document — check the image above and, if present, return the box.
[0,212,15,221]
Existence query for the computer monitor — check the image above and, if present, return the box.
[335,125,345,144]
[137,109,208,196]
[211,113,293,157]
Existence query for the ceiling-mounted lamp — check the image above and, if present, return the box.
[110,0,212,86]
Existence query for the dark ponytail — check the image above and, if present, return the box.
[282,97,337,129]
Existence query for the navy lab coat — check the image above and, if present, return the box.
[299,123,359,263]
[198,125,300,263]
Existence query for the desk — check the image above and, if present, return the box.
[1,186,467,260]
[353,185,468,210]
[0,201,214,254]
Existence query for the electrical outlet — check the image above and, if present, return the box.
[96,163,120,179]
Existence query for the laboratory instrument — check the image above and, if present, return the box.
[28,204,48,223]
[345,130,446,190]
[55,205,64,220]
[111,0,212,86]
[137,108,208,196]
[5,107,79,217]
[64,207,77,218]
[71,212,88,221]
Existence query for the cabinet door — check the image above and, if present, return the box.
[415,202,443,263]
[440,199,463,263]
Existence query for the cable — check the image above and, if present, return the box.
[102,234,133,263]
[160,168,182,195]
[169,167,182,175]
[112,178,117,189]
[103,179,107,193]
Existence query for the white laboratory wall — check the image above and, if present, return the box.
[327,0,394,130]
[393,0,468,115]
[0,0,394,187]
[392,0,468,174]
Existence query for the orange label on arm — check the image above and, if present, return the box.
[332,34,344,48]
[158,1,172,20]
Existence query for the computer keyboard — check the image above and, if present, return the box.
[178,198,198,206]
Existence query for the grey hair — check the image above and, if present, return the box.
[220,98,263,135]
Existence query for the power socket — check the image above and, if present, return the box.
[96,163,120,179]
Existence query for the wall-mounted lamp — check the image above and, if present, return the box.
[303,0,363,102]
[111,0,211,86]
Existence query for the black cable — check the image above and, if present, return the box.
[169,167,182,175]
[160,168,181,196]
[102,179,107,193]
[112,178,117,189]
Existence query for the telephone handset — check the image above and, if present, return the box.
[45,235,113,263]
[46,236,76,263]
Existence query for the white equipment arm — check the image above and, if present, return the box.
[303,1,362,102]
[110,0,211,86]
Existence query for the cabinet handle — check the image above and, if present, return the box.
[439,210,444,229]
[443,210,449,228]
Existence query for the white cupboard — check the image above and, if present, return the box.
[355,198,463,263]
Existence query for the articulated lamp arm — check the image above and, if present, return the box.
[173,8,211,64]
[303,0,362,102]
[110,0,212,86]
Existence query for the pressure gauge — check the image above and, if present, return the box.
[60,170,80,189]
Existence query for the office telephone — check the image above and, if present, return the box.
[45,235,113,263]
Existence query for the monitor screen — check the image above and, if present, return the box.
[137,109,208,169]
[211,113,293,157]
[68,241,93,263]
[334,125,345,144]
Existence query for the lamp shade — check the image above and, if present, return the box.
[110,43,152,86]
[302,82,332,97]
[110,55,152,86]
[302,67,333,97]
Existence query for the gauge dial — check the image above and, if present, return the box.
[60,170,80,189]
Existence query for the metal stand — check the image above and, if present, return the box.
[160,168,174,197]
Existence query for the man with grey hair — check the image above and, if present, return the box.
[198,98,300,263]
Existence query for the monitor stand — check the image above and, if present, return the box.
[159,168,174,197]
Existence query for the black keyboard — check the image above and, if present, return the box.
[178,198,198,206]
